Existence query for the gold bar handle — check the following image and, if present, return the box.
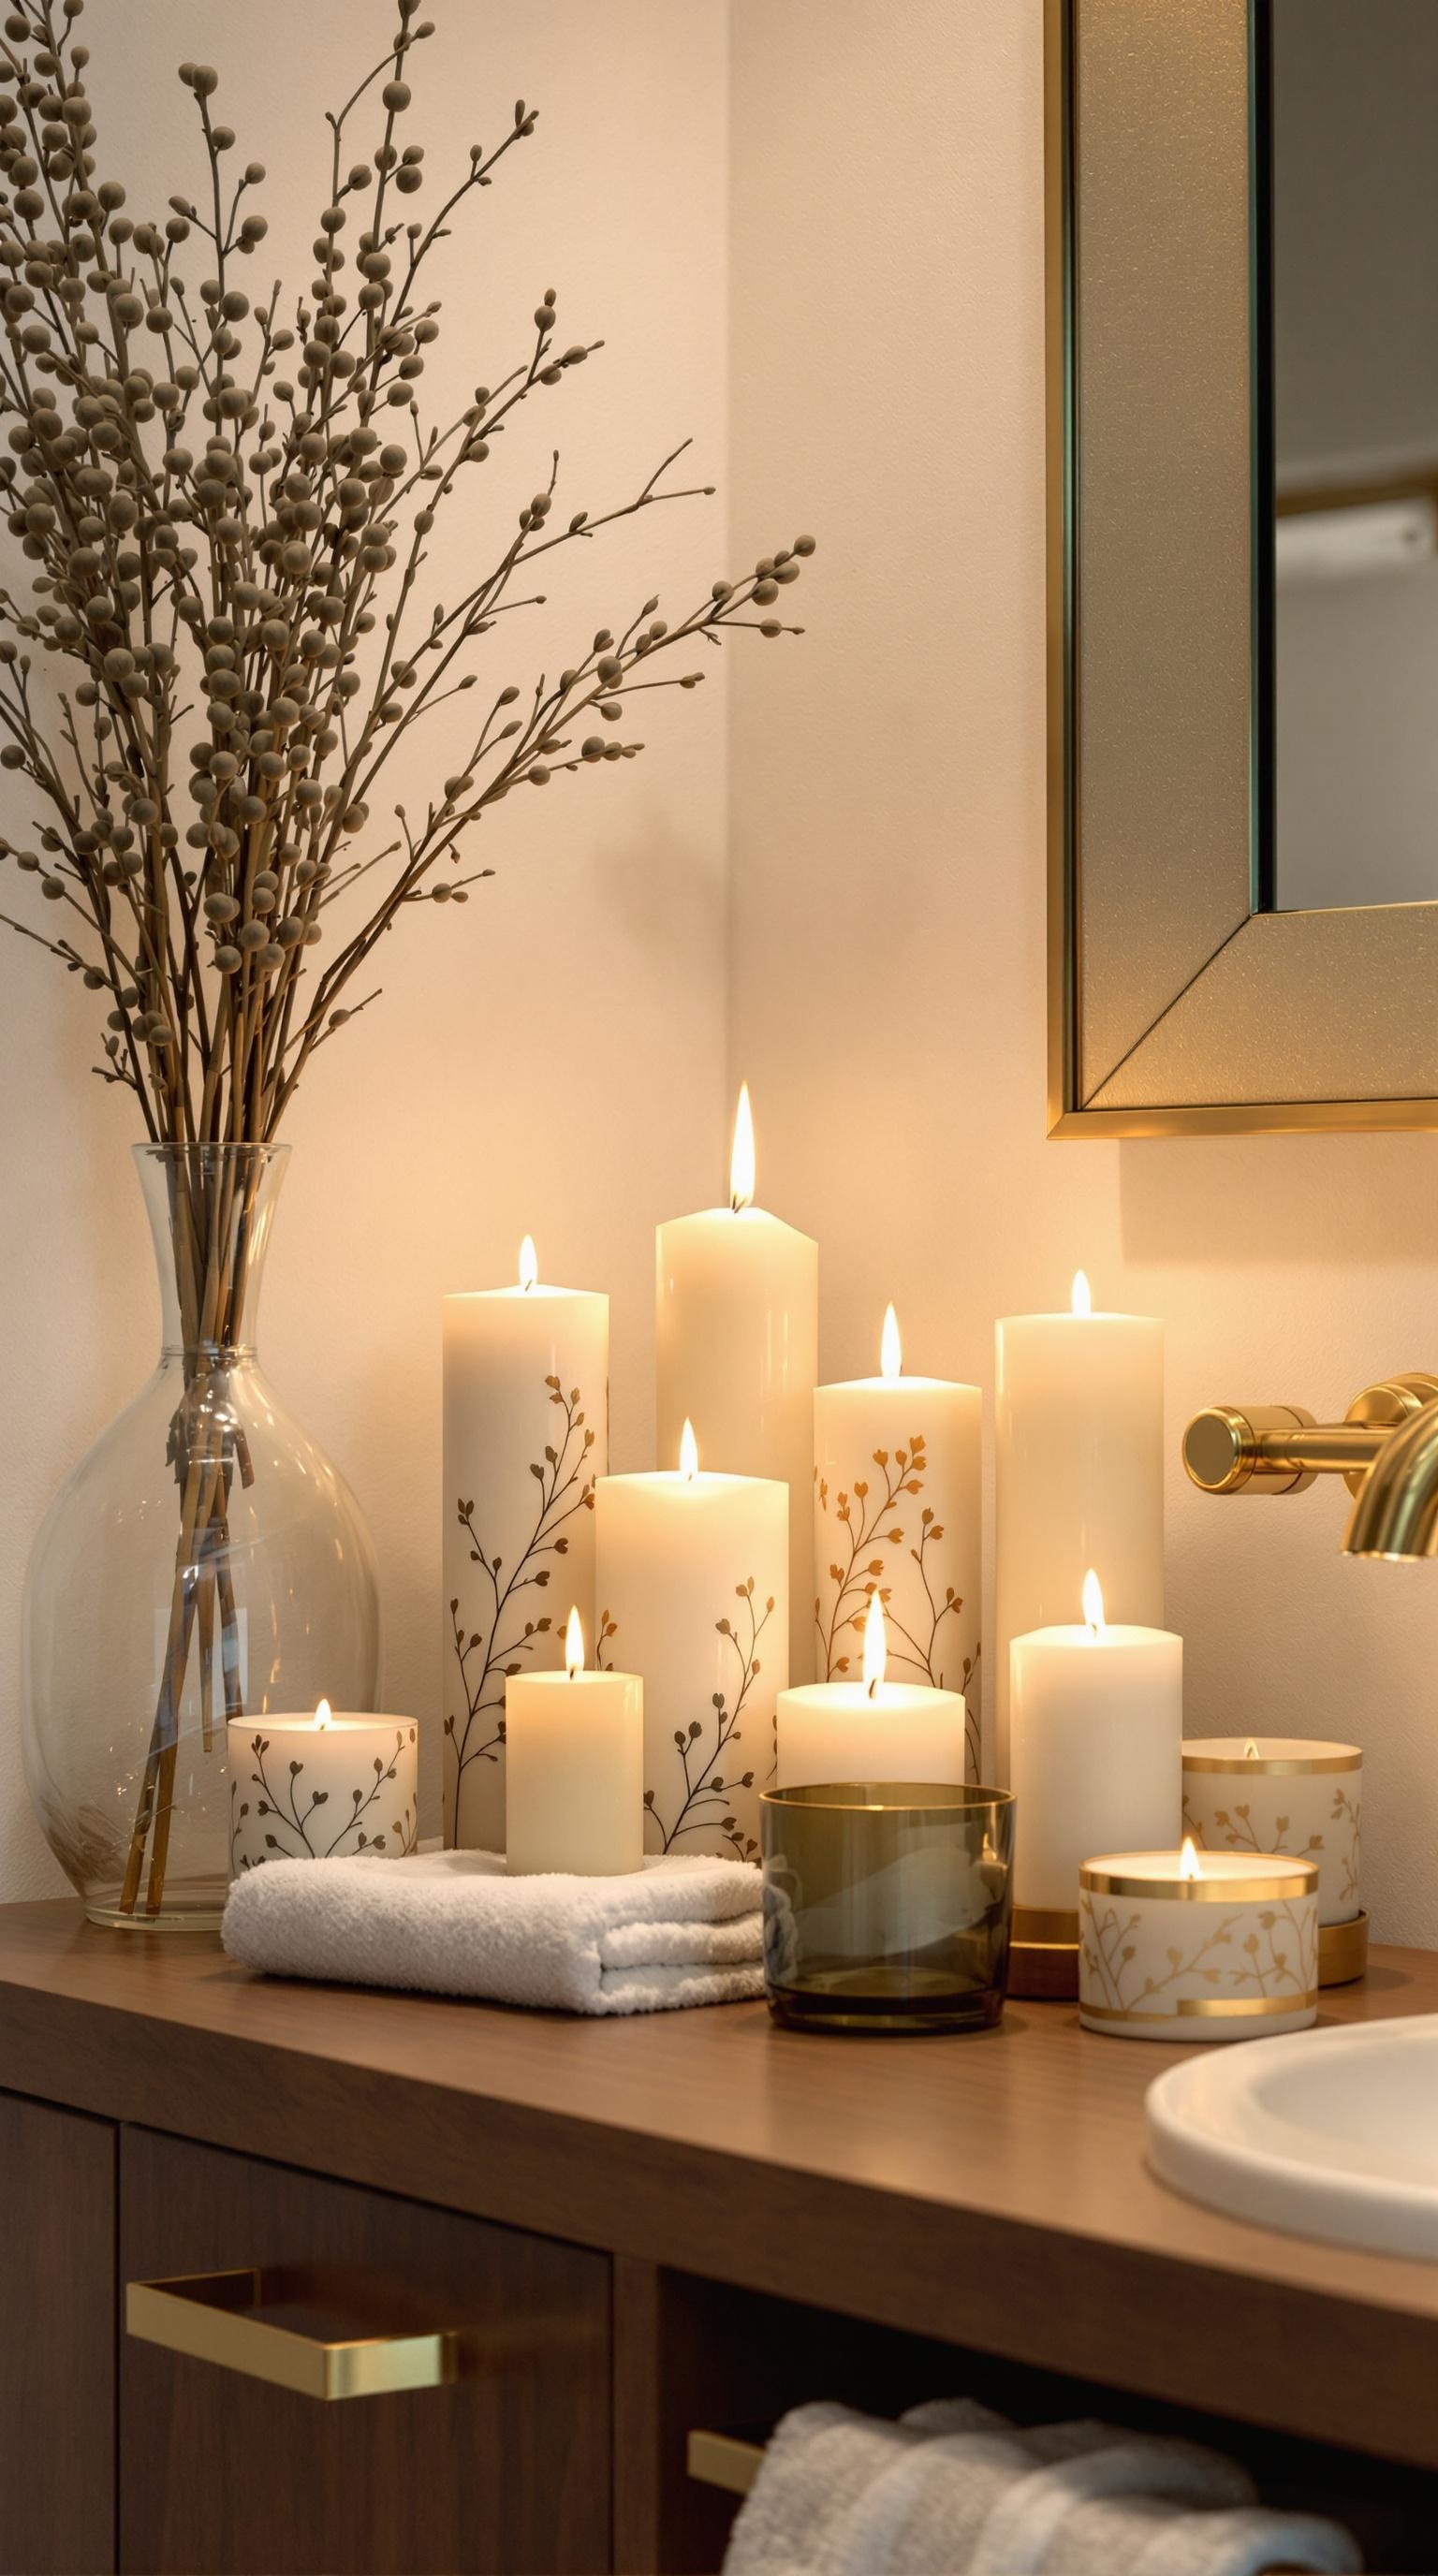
[687,2428,764,2497]
[125,2269,460,2402]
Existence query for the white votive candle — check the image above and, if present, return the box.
[656,1084,818,1681]
[1182,1737,1361,1926]
[814,1303,981,1778]
[227,1703,418,1876]
[596,1423,788,1864]
[1009,1573,1181,1914]
[443,1237,609,1853]
[777,1593,968,1789]
[994,1272,1164,1780]
[1078,1840,1318,2040]
[505,1609,643,1878]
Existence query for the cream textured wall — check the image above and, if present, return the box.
[727,0,1438,1947]
[0,2,733,1892]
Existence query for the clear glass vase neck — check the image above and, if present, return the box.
[135,1142,289,1363]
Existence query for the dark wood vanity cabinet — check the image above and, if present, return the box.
[4,1904,1438,2575]
[118,2130,610,2576]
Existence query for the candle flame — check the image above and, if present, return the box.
[1243,1738,1259,1761]
[729,1081,756,1212]
[880,1302,902,1381]
[1180,1836,1202,1881]
[680,1417,699,1480]
[1081,1569,1106,1637]
[862,1589,888,1697]
[518,1234,538,1293]
[1071,1268,1093,1318]
[315,1698,333,1731]
[565,1606,585,1679]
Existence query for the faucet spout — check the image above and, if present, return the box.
[1343,1398,1438,1561]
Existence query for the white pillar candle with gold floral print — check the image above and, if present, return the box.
[814,1305,981,1779]
[655,1085,818,1683]
[994,1273,1164,1782]
[1078,1840,1318,2040]
[505,1611,644,1879]
[1182,1737,1361,1926]
[228,1703,418,1875]
[1009,1573,1181,1912]
[776,1591,968,1789]
[595,1423,788,1865]
[443,1239,609,1854]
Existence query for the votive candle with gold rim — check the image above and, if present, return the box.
[1181,1736,1361,1927]
[1078,1843,1318,2041]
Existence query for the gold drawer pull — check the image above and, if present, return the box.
[687,2428,764,2497]
[125,2268,459,2402]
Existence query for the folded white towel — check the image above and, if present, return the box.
[222,1847,763,2015]
[720,2402,1362,2576]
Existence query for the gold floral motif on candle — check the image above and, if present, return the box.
[814,1438,980,1781]
[605,1577,774,1865]
[444,1374,598,1848]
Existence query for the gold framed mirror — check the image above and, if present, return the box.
[1047,0,1438,1137]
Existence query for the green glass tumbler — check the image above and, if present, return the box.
[760,1781,1016,2033]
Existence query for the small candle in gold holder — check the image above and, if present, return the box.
[760,1779,1015,2034]
[1182,1735,1363,1984]
[1078,1838,1318,2041]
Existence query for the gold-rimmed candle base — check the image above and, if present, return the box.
[1007,1905,1079,2002]
[1319,1910,1368,1987]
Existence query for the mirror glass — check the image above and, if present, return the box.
[1266,0,1438,911]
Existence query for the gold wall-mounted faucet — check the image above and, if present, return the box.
[1183,1374,1438,1561]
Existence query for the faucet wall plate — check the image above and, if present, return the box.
[1341,1375,1438,1497]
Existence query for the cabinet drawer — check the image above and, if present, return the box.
[119,2128,610,2576]
[0,2091,114,2576]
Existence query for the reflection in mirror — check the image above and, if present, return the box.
[1267,0,1438,912]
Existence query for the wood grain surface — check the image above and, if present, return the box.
[1,1901,1436,2471]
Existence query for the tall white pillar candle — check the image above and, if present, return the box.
[1009,1573,1182,1912]
[814,1304,981,1778]
[228,1703,418,1875]
[994,1272,1163,1781]
[505,1610,644,1878]
[443,1238,609,1853]
[656,1086,818,1681]
[595,1423,788,1864]
[777,1592,968,1789]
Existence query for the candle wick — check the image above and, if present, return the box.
[867,1676,877,1702]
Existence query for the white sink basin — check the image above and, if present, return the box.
[1146,2014,1438,2260]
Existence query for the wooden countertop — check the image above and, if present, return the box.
[1,1900,1435,2470]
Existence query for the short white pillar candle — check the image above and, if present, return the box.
[776,1592,968,1789]
[1182,1737,1361,1926]
[1078,1839,1319,2040]
[505,1610,644,1878]
[228,1703,418,1875]
[813,1304,981,1778]
[1009,1573,1181,1914]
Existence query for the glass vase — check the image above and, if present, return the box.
[22,1143,379,1929]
